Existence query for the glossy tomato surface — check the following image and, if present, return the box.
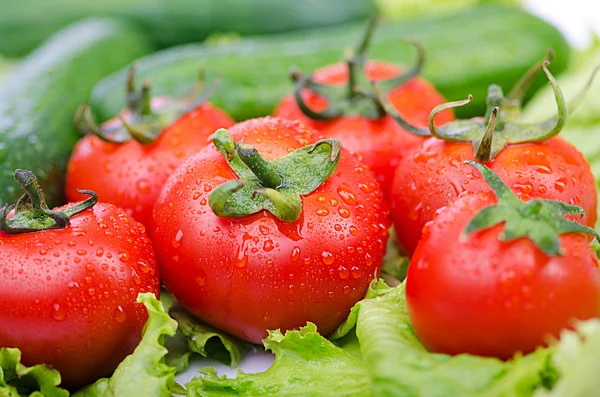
[406,191,600,359]
[66,103,234,227]
[274,61,454,197]
[152,117,390,343]
[0,202,160,388]
[391,136,598,255]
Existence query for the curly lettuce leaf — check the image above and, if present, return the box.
[185,323,371,397]
[351,282,555,396]
[166,305,247,374]
[72,293,177,397]
[0,348,69,397]
[534,319,600,397]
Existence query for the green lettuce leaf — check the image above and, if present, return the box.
[534,319,600,397]
[352,282,555,396]
[166,305,247,374]
[185,323,371,397]
[72,293,177,397]
[0,348,69,397]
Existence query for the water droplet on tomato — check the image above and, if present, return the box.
[131,269,141,285]
[137,179,151,194]
[358,183,371,193]
[119,251,130,263]
[193,192,202,200]
[172,230,183,248]
[316,208,329,216]
[138,259,151,273]
[349,226,358,236]
[114,306,127,323]
[554,178,567,192]
[88,288,96,296]
[338,265,349,279]
[350,266,361,279]
[52,303,66,322]
[39,249,47,255]
[337,184,357,205]
[263,240,275,252]
[86,263,94,271]
[263,312,271,321]
[338,207,350,218]
[290,247,301,262]
[321,251,334,265]
[365,253,373,266]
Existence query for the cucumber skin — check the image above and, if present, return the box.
[0,18,153,207]
[0,0,377,57]
[90,5,571,123]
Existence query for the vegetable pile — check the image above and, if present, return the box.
[1,1,600,396]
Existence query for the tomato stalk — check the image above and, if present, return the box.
[374,58,571,162]
[290,18,424,121]
[464,161,600,255]
[209,128,341,222]
[75,64,218,144]
[0,169,97,234]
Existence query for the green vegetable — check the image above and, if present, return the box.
[534,319,600,397]
[73,293,177,397]
[185,323,371,397]
[0,18,153,208]
[0,0,376,57]
[184,281,559,396]
[0,348,68,397]
[90,5,570,122]
[166,304,247,373]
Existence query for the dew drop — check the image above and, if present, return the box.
[138,259,151,273]
[137,179,151,194]
[337,184,357,205]
[263,240,275,252]
[119,252,130,263]
[52,303,66,322]
[316,208,329,216]
[321,251,335,265]
[172,229,183,248]
[338,207,350,218]
[291,246,301,262]
[349,226,358,236]
[365,253,373,266]
[114,306,127,323]
[554,178,567,192]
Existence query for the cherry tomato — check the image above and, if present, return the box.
[407,189,600,359]
[152,117,390,343]
[0,172,160,388]
[66,102,234,227]
[391,136,597,255]
[274,61,453,198]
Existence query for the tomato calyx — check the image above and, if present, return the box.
[376,52,575,162]
[208,129,341,222]
[290,18,424,121]
[0,169,97,234]
[463,161,600,255]
[75,64,217,144]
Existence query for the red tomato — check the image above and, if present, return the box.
[391,136,597,255]
[406,191,600,359]
[0,200,160,388]
[152,117,390,343]
[274,61,454,198]
[66,103,234,227]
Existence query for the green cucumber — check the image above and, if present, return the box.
[90,5,570,123]
[0,0,376,57]
[0,18,153,207]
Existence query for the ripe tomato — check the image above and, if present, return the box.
[406,163,600,359]
[391,136,597,255]
[273,23,453,198]
[387,60,597,255]
[152,117,390,344]
[66,103,233,227]
[0,171,160,388]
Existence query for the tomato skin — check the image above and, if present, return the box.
[65,103,234,227]
[391,136,598,255]
[406,191,600,359]
[152,117,390,343]
[0,203,160,389]
[274,61,454,197]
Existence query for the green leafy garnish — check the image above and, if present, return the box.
[72,293,177,397]
[166,305,247,374]
[534,319,600,397]
[184,323,370,396]
[0,348,68,397]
